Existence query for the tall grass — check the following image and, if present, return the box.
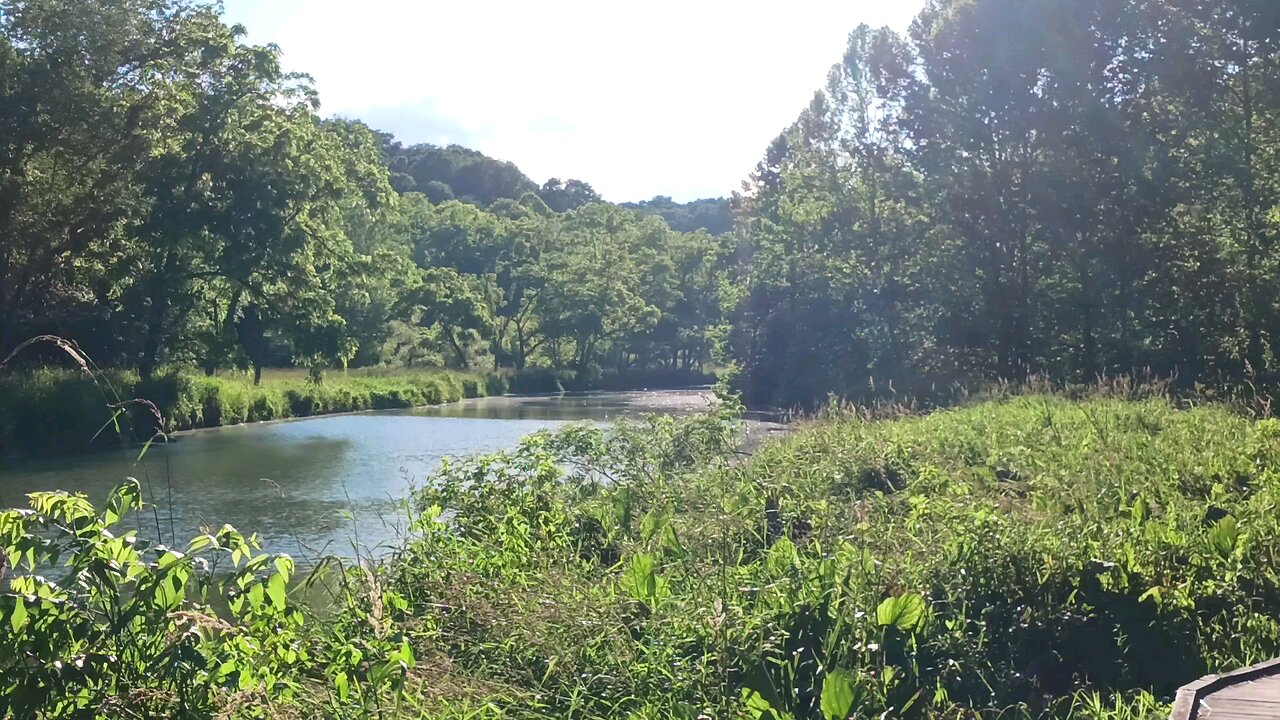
[368,394,1280,719]
[4,392,1273,718]
[0,367,500,456]
[0,360,718,457]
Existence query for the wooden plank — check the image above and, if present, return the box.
[1171,659,1280,720]
[1213,682,1280,702]
[1198,697,1280,719]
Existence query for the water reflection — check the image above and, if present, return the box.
[0,390,714,560]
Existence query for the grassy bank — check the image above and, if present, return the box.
[0,367,503,457]
[4,393,1280,717]
[0,364,716,457]
[370,394,1280,718]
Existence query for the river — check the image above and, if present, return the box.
[0,389,719,561]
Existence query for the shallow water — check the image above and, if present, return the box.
[0,389,717,559]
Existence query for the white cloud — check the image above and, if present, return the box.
[227,0,921,202]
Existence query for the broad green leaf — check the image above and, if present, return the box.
[267,573,287,610]
[742,664,788,719]
[620,553,667,605]
[876,592,928,633]
[186,534,216,554]
[335,670,349,701]
[9,597,27,632]
[743,688,793,720]
[821,669,861,720]
[248,582,265,609]
[1130,496,1151,524]
[1209,516,1239,559]
[273,555,294,581]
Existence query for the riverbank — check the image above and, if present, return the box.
[0,389,721,558]
[0,365,716,457]
[4,393,1276,718]
[0,367,499,457]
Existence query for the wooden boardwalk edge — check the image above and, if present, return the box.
[1170,658,1280,720]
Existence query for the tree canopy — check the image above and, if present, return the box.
[621,196,733,235]
[731,0,1280,407]
[0,0,734,383]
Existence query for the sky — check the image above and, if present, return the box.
[219,1,923,203]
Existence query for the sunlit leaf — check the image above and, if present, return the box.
[876,592,928,633]
[821,669,861,720]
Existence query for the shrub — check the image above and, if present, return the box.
[0,369,137,455]
[505,367,570,395]
[0,481,417,718]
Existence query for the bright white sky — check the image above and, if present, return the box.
[220,1,922,202]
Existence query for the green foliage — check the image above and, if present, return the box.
[820,670,863,720]
[0,480,414,718]
[0,367,137,456]
[349,395,1280,719]
[380,138,539,206]
[539,178,602,214]
[875,593,928,633]
[0,367,496,455]
[619,552,669,607]
[621,196,733,235]
[734,0,1280,408]
[0,1,733,390]
[408,197,734,375]
[7,390,1275,719]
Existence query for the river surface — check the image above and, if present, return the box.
[0,390,718,560]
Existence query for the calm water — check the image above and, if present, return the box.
[0,390,717,560]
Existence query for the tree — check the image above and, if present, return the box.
[127,31,395,378]
[402,267,491,367]
[730,0,1280,406]
[0,0,193,359]
[538,178,602,213]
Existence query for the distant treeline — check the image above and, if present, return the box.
[732,0,1280,407]
[0,0,732,385]
[619,196,733,236]
[380,138,732,233]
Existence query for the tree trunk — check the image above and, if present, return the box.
[446,328,468,367]
[139,250,178,381]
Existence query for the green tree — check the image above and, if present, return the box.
[538,178,602,213]
[128,28,394,377]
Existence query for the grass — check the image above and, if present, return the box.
[0,360,715,457]
[0,366,505,457]
[6,390,1278,718]
[145,368,502,429]
[370,393,1280,719]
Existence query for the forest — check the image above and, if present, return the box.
[734,0,1280,407]
[0,0,732,388]
[8,0,1280,413]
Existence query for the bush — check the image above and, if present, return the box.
[0,369,138,456]
[505,367,570,395]
[0,481,417,718]
[6,390,1259,719]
